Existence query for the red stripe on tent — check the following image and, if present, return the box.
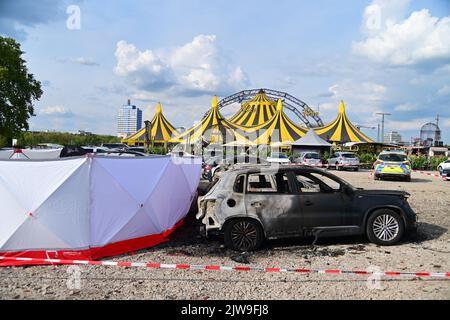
[0,219,184,267]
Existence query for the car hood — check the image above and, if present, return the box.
[355,189,410,197]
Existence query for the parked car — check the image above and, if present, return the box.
[327,152,360,171]
[96,151,146,157]
[128,147,146,153]
[101,143,129,151]
[373,151,411,182]
[60,146,89,158]
[437,159,450,180]
[197,165,417,251]
[203,155,268,181]
[267,152,291,164]
[294,152,322,166]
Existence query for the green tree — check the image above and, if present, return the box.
[0,37,42,146]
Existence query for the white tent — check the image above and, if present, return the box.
[0,155,201,266]
[288,130,333,147]
[0,148,62,160]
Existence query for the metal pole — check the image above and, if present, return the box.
[376,113,391,143]
[377,124,380,142]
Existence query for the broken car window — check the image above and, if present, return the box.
[234,174,245,193]
[295,174,321,193]
[247,174,277,193]
[310,173,341,191]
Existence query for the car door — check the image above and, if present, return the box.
[293,171,353,228]
[244,172,300,238]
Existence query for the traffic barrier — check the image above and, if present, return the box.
[0,256,448,278]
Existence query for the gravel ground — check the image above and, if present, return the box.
[1,169,449,300]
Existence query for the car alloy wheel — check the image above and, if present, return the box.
[224,219,264,251]
[230,221,258,250]
[372,214,399,242]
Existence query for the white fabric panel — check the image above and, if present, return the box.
[0,181,28,248]
[93,157,171,202]
[1,219,71,251]
[22,148,62,160]
[31,161,90,248]
[108,207,160,244]
[0,158,86,215]
[89,159,141,246]
[176,156,202,194]
[0,149,14,159]
[145,160,192,231]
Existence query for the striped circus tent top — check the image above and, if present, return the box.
[229,89,278,128]
[170,96,253,145]
[246,98,307,145]
[122,102,178,145]
[314,101,374,143]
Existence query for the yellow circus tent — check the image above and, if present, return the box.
[314,100,374,143]
[122,102,178,146]
[247,99,307,145]
[170,96,253,145]
[229,89,278,127]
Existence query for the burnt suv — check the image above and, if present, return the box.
[197,165,417,251]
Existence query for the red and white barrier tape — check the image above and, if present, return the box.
[1,256,448,278]
[412,170,448,180]
[287,163,370,168]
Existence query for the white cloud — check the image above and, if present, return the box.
[40,106,73,117]
[114,35,249,96]
[57,57,99,66]
[386,118,434,131]
[394,103,418,112]
[328,81,387,103]
[354,2,450,67]
[361,0,411,35]
[437,85,450,96]
[443,118,450,128]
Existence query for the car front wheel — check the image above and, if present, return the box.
[224,219,264,251]
[366,209,404,245]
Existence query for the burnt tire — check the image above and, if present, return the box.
[224,219,264,252]
[366,209,404,246]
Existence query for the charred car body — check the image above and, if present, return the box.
[197,165,417,251]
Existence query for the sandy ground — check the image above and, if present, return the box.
[1,169,449,300]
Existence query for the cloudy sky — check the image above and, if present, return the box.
[1,0,449,142]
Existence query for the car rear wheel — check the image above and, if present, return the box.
[366,209,404,245]
[438,166,443,175]
[224,219,264,251]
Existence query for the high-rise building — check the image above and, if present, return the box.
[384,131,403,145]
[117,99,142,138]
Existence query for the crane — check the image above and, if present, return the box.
[355,124,376,130]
